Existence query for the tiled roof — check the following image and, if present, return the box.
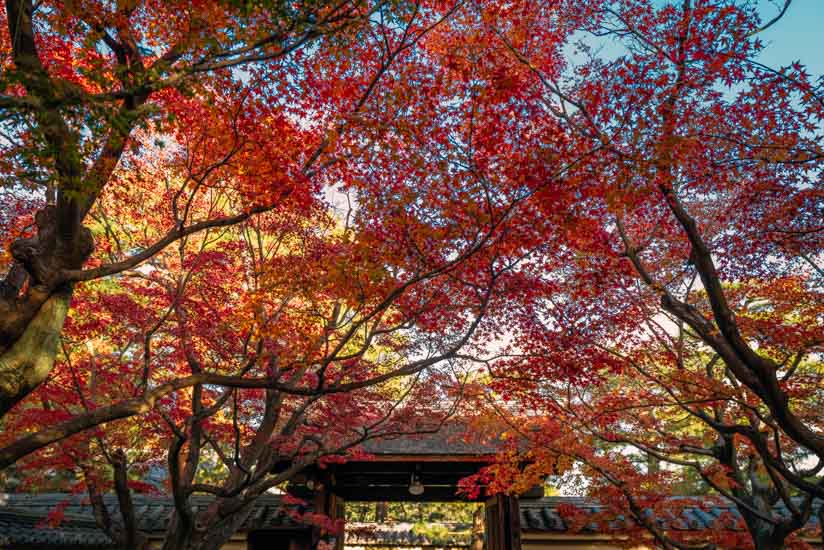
[361,424,503,456]
[0,507,113,547]
[519,497,823,534]
[0,493,302,547]
[3,494,821,547]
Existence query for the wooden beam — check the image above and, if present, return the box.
[334,485,481,502]
[363,454,494,463]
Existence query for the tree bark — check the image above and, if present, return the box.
[0,289,71,416]
[161,498,257,550]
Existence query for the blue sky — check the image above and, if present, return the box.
[563,0,823,81]
[756,0,824,76]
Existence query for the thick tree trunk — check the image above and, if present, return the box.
[0,288,71,416]
[0,203,94,419]
[198,509,256,550]
[162,503,256,550]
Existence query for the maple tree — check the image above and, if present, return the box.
[0,0,454,416]
[1,0,821,549]
[2,183,493,550]
[0,1,586,548]
[470,1,824,548]
[0,78,506,549]
[0,0,592,459]
[456,0,822,548]
[473,281,822,548]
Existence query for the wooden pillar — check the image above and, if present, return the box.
[312,478,345,550]
[472,505,485,550]
[484,494,521,550]
[333,495,345,550]
[375,501,388,522]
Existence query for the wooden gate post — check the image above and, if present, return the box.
[484,494,522,550]
[312,476,345,550]
[332,494,345,550]
[472,505,485,550]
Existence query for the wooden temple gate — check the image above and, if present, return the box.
[271,428,533,550]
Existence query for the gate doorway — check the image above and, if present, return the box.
[345,501,483,549]
[287,426,536,550]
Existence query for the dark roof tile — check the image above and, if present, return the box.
[520,497,823,535]
[361,424,502,456]
[0,493,301,546]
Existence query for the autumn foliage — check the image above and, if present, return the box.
[0,0,822,549]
